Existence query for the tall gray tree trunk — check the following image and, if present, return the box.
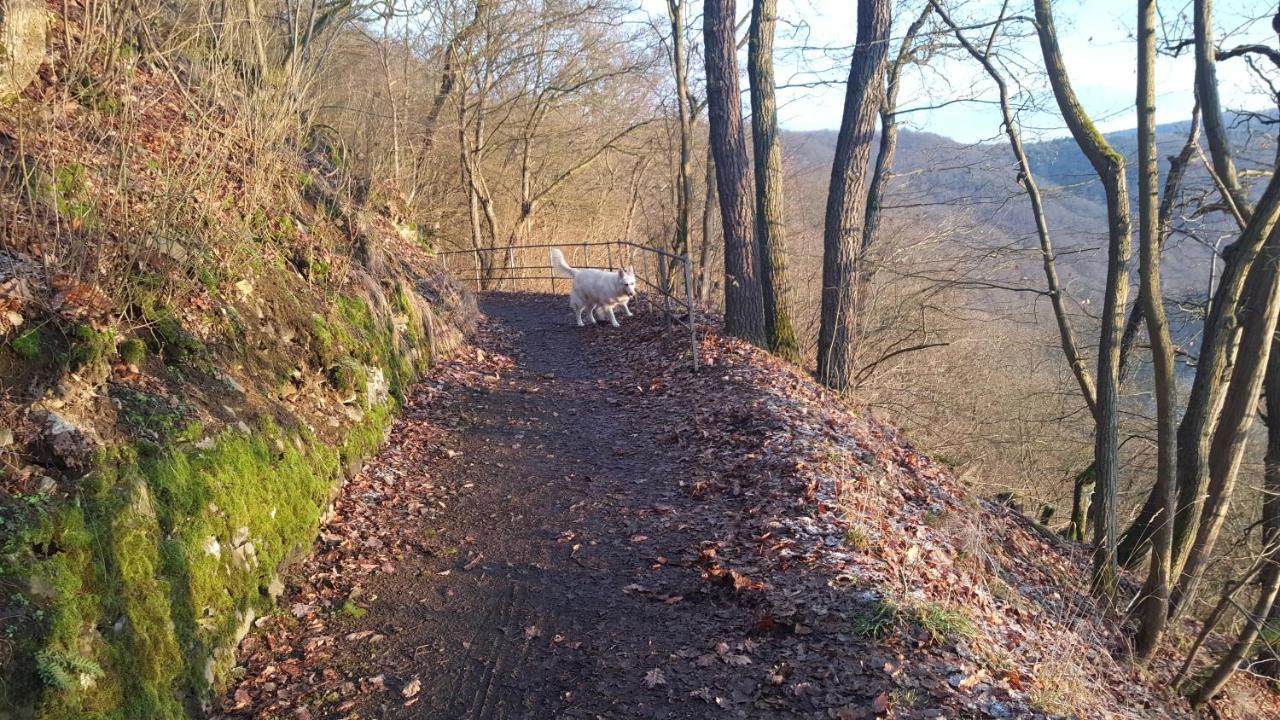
[1133,0,1177,659]
[1034,0,1133,604]
[748,0,799,361]
[667,0,694,257]
[1256,336,1280,679]
[1116,103,1203,568]
[1166,173,1280,591]
[703,0,766,345]
[1172,228,1280,617]
[816,0,892,391]
[1191,336,1280,703]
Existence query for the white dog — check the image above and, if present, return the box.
[549,248,636,327]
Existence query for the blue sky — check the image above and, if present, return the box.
[646,0,1279,143]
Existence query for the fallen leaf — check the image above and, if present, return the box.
[402,675,421,698]
[643,668,666,688]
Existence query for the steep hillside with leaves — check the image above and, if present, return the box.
[0,5,474,718]
[194,293,1280,720]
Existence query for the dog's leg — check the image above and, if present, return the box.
[572,298,585,327]
[606,306,620,327]
[585,303,599,325]
[621,299,634,317]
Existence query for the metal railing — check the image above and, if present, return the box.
[435,240,699,371]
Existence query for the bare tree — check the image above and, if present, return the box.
[1256,340,1280,679]
[816,0,892,391]
[666,0,695,259]
[1033,0,1132,604]
[748,0,799,360]
[1132,0,1177,659]
[704,0,766,344]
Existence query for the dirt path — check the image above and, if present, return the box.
[220,292,892,720]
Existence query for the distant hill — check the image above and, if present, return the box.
[780,115,1273,306]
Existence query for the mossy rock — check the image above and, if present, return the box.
[327,358,368,400]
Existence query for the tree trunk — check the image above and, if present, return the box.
[816,0,892,391]
[1133,0,1177,659]
[748,0,799,361]
[424,2,488,152]
[703,0,766,345]
[1069,467,1094,543]
[862,4,932,264]
[1256,335,1280,679]
[1150,0,1280,585]
[667,0,694,258]
[1034,0,1133,605]
[1168,171,1280,591]
[1115,103,1203,568]
[1172,228,1280,618]
[699,143,717,304]
[1191,391,1280,705]
[1193,0,1250,219]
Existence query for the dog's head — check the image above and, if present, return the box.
[616,267,636,297]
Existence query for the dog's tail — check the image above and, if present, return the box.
[549,248,577,278]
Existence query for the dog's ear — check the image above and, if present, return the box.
[617,268,625,278]
[627,266,635,275]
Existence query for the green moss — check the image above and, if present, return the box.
[68,325,115,372]
[309,314,337,367]
[150,317,205,367]
[336,293,415,398]
[338,599,365,619]
[48,164,100,230]
[12,328,43,360]
[341,400,395,466]
[27,459,186,719]
[11,397,407,717]
[71,76,123,117]
[328,358,368,399]
[112,389,196,443]
[6,272,441,717]
[118,338,145,366]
